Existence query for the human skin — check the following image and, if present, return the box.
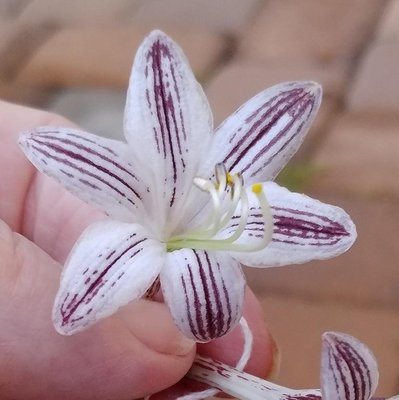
[0,99,275,400]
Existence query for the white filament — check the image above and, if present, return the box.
[167,164,273,252]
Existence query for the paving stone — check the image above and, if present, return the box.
[308,113,399,200]
[0,0,29,19]
[0,82,51,107]
[48,88,126,140]
[348,41,399,112]
[292,99,339,162]
[0,22,57,83]
[131,0,261,35]
[0,22,56,106]
[258,295,399,396]
[16,26,226,89]
[0,22,15,56]
[376,0,399,41]
[245,196,399,309]
[240,0,385,65]
[19,0,141,26]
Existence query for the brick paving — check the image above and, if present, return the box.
[1,0,399,396]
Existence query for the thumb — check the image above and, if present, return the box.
[0,219,196,400]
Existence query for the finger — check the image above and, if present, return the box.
[151,287,277,400]
[0,100,103,262]
[0,219,195,399]
[197,287,277,377]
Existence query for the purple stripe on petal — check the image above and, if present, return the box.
[193,251,214,338]
[36,131,139,181]
[272,205,351,246]
[19,127,150,221]
[224,89,309,172]
[161,249,245,342]
[67,131,118,156]
[31,136,142,201]
[207,82,321,184]
[227,183,356,267]
[145,38,189,208]
[206,254,227,337]
[124,31,213,233]
[181,274,199,338]
[53,221,164,335]
[321,332,379,400]
[32,143,136,204]
[20,127,150,220]
[186,255,207,339]
[247,93,316,179]
[227,204,350,246]
[60,237,147,325]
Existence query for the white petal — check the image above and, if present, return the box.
[161,249,245,342]
[201,81,321,183]
[53,220,165,335]
[19,127,150,222]
[124,30,213,233]
[321,332,379,400]
[227,182,356,267]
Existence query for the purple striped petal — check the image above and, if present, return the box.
[53,220,164,335]
[226,182,356,267]
[321,332,379,400]
[19,127,150,222]
[124,30,212,233]
[161,249,245,342]
[201,81,321,184]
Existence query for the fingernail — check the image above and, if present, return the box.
[118,299,196,356]
[266,333,281,380]
[0,219,12,243]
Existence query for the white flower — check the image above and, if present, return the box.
[19,31,356,341]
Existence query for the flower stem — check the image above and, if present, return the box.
[187,356,321,400]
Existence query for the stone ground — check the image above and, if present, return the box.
[1,0,399,397]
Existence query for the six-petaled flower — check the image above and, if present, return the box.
[19,30,356,342]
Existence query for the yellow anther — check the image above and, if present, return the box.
[226,173,234,186]
[251,183,263,194]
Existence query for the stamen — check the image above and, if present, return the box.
[215,163,227,193]
[251,183,262,194]
[184,182,272,253]
[167,165,273,253]
[189,177,223,239]
[226,172,234,186]
[218,173,243,229]
[217,174,248,242]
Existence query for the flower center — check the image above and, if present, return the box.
[166,163,273,253]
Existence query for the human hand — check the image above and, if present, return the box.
[0,100,275,399]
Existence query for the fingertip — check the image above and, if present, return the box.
[117,299,196,357]
[243,288,277,377]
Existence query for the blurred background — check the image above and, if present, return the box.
[1,0,398,396]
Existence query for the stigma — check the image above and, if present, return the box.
[167,164,273,252]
